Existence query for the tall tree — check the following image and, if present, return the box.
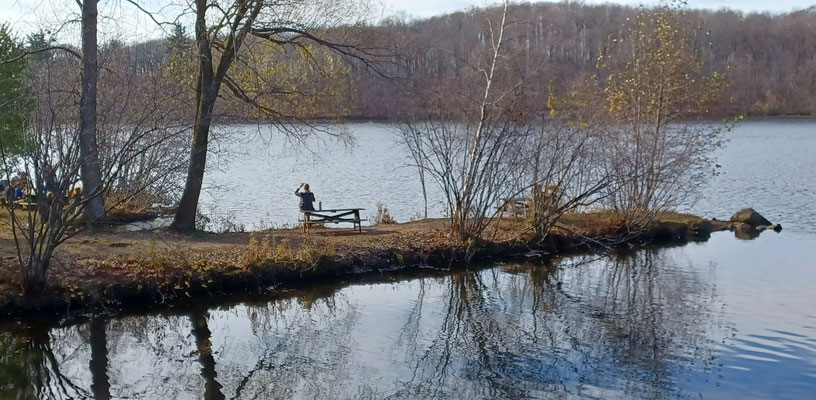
[399,0,532,240]
[170,0,379,231]
[79,0,106,221]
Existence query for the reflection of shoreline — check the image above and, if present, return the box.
[390,250,721,398]
[0,247,721,399]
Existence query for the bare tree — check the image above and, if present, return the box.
[398,1,614,242]
[96,41,191,213]
[399,1,535,240]
[527,94,615,239]
[596,1,733,229]
[0,44,189,295]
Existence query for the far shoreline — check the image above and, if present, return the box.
[209,114,816,128]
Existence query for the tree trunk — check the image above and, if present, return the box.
[456,0,509,241]
[171,0,225,232]
[79,0,106,221]
[420,172,428,219]
[23,257,49,296]
[170,84,219,231]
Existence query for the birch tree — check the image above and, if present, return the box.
[399,0,530,240]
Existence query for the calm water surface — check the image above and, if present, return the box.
[1,119,815,399]
[199,119,816,233]
[199,122,445,230]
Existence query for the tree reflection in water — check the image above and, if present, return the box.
[0,324,91,399]
[208,287,361,398]
[0,247,721,399]
[89,318,111,400]
[388,250,719,399]
[189,310,225,400]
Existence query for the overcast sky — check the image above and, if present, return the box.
[1,0,813,41]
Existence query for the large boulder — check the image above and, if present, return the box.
[730,208,772,226]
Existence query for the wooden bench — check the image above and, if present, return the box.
[497,197,529,217]
[15,201,37,210]
[2,198,38,210]
[300,208,366,233]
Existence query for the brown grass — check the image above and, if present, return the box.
[0,210,715,317]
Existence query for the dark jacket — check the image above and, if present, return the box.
[296,190,315,211]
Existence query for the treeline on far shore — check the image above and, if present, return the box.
[13,2,816,122]
[348,2,816,119]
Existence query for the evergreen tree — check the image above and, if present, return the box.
[0,24,29,155]
[167,23,189,53]
[25,30,51,62]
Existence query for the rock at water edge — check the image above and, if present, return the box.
[730,208,772,226]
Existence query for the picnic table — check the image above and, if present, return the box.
[300,208,366,233]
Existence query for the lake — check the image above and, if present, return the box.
[198,122,448,231]
[1,119,815,399]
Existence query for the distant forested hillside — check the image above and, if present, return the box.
[22,1,816,122]
[345,2,816,119]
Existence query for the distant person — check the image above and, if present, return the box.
[295,183,316,211]
[13,171,30,200]
[5,178,19,203]
[17,171,28,188]
[1,180,11,205]
[68,186,83,215]
[14,175,25,200]
[39,165,59,218]
[43,165,58,194]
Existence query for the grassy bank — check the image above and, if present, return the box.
[0,211,726,319]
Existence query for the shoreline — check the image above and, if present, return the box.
[200,114,816,128]
[0,212,734,323]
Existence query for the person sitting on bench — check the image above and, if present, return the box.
[2,179,14,205]
[295,183,316,211]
